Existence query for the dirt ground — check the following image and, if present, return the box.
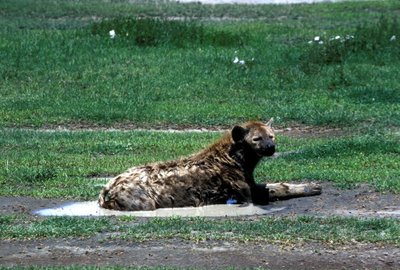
[1,238,399,269]
[1,183,399,269]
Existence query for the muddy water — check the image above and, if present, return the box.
[34,201,286,217]
[27,182,400,218]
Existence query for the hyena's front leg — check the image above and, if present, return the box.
[266,182,322,201]
[251,184,270,205]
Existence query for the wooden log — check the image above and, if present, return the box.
[266,182,322,201]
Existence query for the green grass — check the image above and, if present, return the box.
[1,215,399,245]
[1,0,399,253]
[0,130,218,198]
[0,215,112,239]
[257,131,400,192]
[1,129,399,199]
[1,0,399,128]
[91,18,246,47]
[124,216,400,244]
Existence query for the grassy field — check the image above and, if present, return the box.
[0,0,399,260]
[1,129,399,199]
[1,0,399,128]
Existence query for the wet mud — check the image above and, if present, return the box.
[34,201,287,218]
[2,182,399,218]
[1,238,399,269]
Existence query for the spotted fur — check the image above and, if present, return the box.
[99,120,276,211]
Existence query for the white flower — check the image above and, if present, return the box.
[335,35,341,40]
[319,41,324,45]
[314,36,320,41]
[390,35,396,41]
[109,30,116,39]
[233,57,246,65]
[308,40,313,44]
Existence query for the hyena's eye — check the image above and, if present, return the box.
[269,135,274,139]
[252,137,262,142]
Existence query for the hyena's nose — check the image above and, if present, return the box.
[262,142,275,156]
[266,144,275,156]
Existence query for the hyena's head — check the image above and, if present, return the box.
[231,118,276,157]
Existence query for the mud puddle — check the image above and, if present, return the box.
[34,201,286,217]
[1,182,399,218]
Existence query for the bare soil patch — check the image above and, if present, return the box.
[1,238,399,269]
[1,183,399,269]
[13,123,348,138]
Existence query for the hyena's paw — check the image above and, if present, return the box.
[266,182,322,201]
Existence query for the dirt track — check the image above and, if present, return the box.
[1,238,399,269]
[1,183,399,269]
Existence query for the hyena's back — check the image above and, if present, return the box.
[99,170,156,211]
[99,159,235,211]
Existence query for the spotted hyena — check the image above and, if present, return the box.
[99,119,321,211]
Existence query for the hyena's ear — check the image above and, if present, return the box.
[266,118,274,127]
[232,126,249,143]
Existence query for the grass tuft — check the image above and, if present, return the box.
[352,16,400,54]
[9,166,59,183]
[0,215,112,239]
[91,17,245,48]
[2,215,399,245]
[300,16,400,74]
